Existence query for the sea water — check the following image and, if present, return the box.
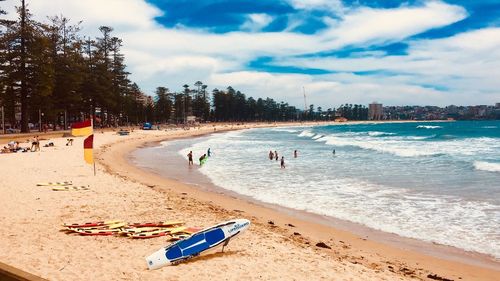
[137,121,500,259]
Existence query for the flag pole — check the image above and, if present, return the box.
[91,115,96,176]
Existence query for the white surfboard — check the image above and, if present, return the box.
[146,218,250,270]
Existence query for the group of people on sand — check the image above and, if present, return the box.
[187,148,211,166]
[1,136,41,154]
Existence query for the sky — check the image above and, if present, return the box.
[2,0,500,108]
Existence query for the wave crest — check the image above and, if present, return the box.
[368,131,396,137]
[298,130,315,137]
[417,125,442,129]
[474,161,500,173]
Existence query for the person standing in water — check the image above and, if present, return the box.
[207,148,211,157]
[199,154,207,165]
[269,150,274,160]
[275,151,278,161]
[294,150,298,158]
[333,149,335,155]
[187,151,193,166]
[281,156,285,168]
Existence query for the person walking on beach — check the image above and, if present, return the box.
[275,151,278,161]
[281,156,285,168]
[207,148,211,157]
[269,150,274,160]
[31,136,40,152]
[294,150,298,158]
[187,151,193,166]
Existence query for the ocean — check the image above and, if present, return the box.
[132,121,500,259]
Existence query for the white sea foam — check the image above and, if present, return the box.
[195,155,500,258]
[174,126,500,259]
[271,128,299,133]
[298,130,315,137]
[319,134,500,158]
[368,131,396,137]
[482,126,498,129]
[405,135,435,140]
[417,125,442,129]
[474,161,500,173]
[159,141,170,147]
[312,134,324,140]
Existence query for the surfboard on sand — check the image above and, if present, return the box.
[128,221,184,228]
[37,181,72,186]
[146,218,250,269]
[52,186,89,191]
[70,228,121,236]
[63,220,123,228]
[128,226,201,239]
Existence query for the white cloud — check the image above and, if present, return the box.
[287,0,344,13]
[240,13,274,32]
[3,0,162,36]
[2,0,494,107]
[321,1,467,47]
[271,27,500,105]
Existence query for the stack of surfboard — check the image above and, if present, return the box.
[63,220,126,236]
[120,221,200,239]
[62,220,201,239]
[37,181,90,191]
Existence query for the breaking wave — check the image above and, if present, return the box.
[417,125,442,129]
[474,161,500,173]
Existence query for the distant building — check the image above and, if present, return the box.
[496,103,500,109]
[368,102,383,120]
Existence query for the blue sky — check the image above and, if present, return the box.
[3,0,500,107]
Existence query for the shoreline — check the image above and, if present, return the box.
[129,133,500,270]
[98,122,498,280]
[0,120,497,280]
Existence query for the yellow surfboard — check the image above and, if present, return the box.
[37,181,72,186]
[63,220,123,228]
[52,186,89,191]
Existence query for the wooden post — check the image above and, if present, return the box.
[1,106,4,134]
[64,109,67,130]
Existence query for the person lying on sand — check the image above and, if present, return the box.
[43,142,55,147]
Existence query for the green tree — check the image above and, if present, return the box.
[154,86,173,123]
[47,16,84,128]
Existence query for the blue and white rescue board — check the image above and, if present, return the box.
[146,218,250,269]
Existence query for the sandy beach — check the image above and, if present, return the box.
[0,122,498,281]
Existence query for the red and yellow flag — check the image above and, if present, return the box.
[83,135,94,164]
[71,120,93,136]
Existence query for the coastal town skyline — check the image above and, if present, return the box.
[2,0,499,108]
